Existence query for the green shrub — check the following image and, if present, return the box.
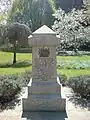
[58,74,67,86]
[18,71,31,87]
[68,75,90,99]
[0,71,31,105]
[0,80,21,104]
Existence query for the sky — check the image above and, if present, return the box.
[0,0,10,13]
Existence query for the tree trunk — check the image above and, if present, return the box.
[73,35,78,55]
[13,43,16,64]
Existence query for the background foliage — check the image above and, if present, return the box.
[52,8,90,53]
[8,0,55,31]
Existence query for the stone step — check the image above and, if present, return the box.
[22,97,66,112]
[21,111,67,120]
[28,94,61,99]
[28,77,61,86]
[28,84,61,95]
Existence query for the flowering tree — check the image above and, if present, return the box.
[52,8,90,54]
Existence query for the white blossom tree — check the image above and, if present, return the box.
[52,8,90,54]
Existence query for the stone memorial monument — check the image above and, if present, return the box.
[22,25,66,119]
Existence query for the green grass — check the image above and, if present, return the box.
[0,52,32,63]
[0,52,32,75]
[57,69,90,78]
[57,55,90,61]
[0,51,90,78]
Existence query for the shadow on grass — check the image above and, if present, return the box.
[68,94,90,110]
[0,61,32,68]
[0,95,21,112]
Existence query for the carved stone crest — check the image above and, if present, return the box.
[38,47,50,57]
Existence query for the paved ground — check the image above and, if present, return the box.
[0,87,90,120]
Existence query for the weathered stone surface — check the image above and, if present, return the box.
[22,112,67,120]
[27,77,61,95]
[22,25,66,115]
[32,57,56,81]
[22,98,66,112]
[28,85,61,95]
[28,25,60,46]
[22,76,66,112]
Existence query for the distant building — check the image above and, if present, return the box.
[83,0,90,22]
[83,0,90,5]
[54,0,83,12]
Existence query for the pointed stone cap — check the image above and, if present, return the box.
[33,25,56,35]
[28,25,60,46]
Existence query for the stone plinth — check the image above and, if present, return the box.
[22,77,66,112]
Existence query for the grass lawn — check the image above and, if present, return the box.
[0,51,90,78]
[57,55,90,61]
[0,52,32,74]
[57,69,90,78]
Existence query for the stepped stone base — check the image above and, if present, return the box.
[22,77,66,112]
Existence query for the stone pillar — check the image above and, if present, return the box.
[22,25,66,112]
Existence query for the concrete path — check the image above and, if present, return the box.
[0,87,90,120]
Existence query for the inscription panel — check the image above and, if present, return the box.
[33,58,56,81]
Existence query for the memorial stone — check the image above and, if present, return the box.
[22,25,66,113]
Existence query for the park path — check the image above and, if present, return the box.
[0,87,90,120]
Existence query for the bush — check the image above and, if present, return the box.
[58,74,67,86]
[67,75,90,99]
[0,80,21,104]
[18,71,31,87]
[0,71,31,105]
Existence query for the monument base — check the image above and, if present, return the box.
[22,77,66,112]
[21,111,67,120]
